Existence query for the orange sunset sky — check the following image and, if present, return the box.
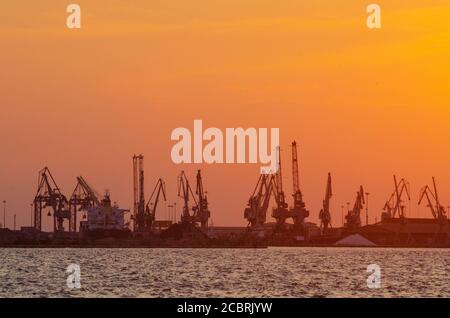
[0,1,450,231]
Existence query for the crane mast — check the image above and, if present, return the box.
[195,170,211,229]
[289,141,309,233]
[133,154,146,232]
[319,173,332,234]
[272,147,289,231]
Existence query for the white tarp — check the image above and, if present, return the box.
[334,234,377,246]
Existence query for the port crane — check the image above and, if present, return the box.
[418,177,448,222]
[178,170,211,228]
[132,154,146,232]
[244,174,275,228]
[319,173,332,234]
[289,141,309,233]
[271,147,290,231]
[33,167,71,232]
[194,170,211,229]
[145,178,167,229]
[344,186,365,230]
[382,175,410,220]
[68,176,101,232]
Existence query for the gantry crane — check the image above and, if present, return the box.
[418,177,448,222]
[145,178,166,229]
[194,170,211,229]
[319,173,332,234]
[68,176,101,232]
[33,167,70,232]
[382,175,410,220]
[289,141,309,233]
[132,154,146,232]
[344,186,365,230]
[244,174,275,228]
[271,147,290,231]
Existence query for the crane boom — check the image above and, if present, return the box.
[418,177,447,221]
[146,178,166,228]
[382,175,410,220]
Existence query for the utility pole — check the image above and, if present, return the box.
[173,202,177,223]
[2,200,6,229]
[14,214,16,231]
[168,204,173,223]
[365,192,370,225]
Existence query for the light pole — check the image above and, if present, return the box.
[173,202,177,223]
[2,200,6,230]
[365,192,370,226]
[30,203,33,227]
[168,204,173,223]
[341,205,344,227]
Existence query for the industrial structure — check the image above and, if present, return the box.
[381,175,410,221]
[244,174,274,228]
[132,154,167,233]
[32,167,127,235]
[271,147,290,232]
[178,170,211,229]
[289,142,309,233]
[69,176,101,232]
[344,186,365,230]
[319,173,332,234]
[244,141,310,236]
[1,147,449,247]
[33,167,71,233]
[418,177,448,222]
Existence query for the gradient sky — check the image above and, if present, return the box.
[1,1,450,231]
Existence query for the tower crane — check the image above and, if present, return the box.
[289,141,309,233]
[145,178,167,229]
[319,173,332,234]
[33,167,70,232]
[382,175,410,220]
[69,176,101,232]
[271,147,289,231]
[418,177,447,222]
[344,186,365,230]
[194,170,211,229]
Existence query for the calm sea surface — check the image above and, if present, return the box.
[0,247,448,297]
